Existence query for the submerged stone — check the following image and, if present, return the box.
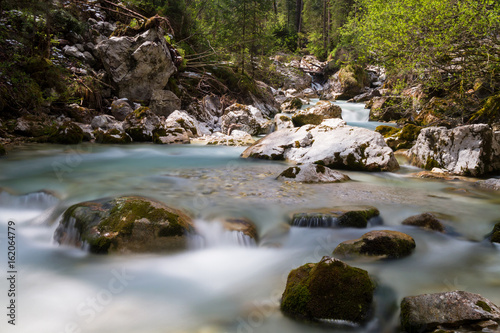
[281,256,374,323]
[401,213,445,233]
[277,164,350,183]
[400,291,500,332]
[333,230,416,260]
[490,222,500,243]
[290,206,380,228]
[54,196,194,254]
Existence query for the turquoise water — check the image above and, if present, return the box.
[0,142,499,333]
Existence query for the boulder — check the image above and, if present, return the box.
[377,124,421,151]
[219,217,259,243]
[291,101,342,127]
[241,119,399,172]
[221,104,271,136]
[199,130,255,146]
[165,110,199,137]
[290,206,380,228]
[95,27,176,101]
[406,124,500,176]
[333,230,416,260]
[475,178,500,191]
[94,128,132,144]
[54,196,194,254]
[281,256,374,323]
[277,164,350,183]
[123,107,160,142]
[90,115,123,131]
[348,88,381,103]
[274,114,294,131]
[400,291,500,332]
[401,213,445,232]
[150,89,182,117]
[48,121,84,144]
[280,97,303,113]
[111,99,134,121]
[153,127,190,144]
[368,96,410,122]
[337,65,368,100]
[186,95,223,131]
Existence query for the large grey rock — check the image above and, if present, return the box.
[475,178,500,191]
[401,291,500,332]
[96,28,176,101]
[90,115,123,131]
[153,127,190,144]
[221,104,271,136]
[407,124,500,176]
[277,164,350,183]
[150,90,181,117]
[242,119,399,172]
[198,130,255,146]
[291,101,342,127]
[165,110,199,137]
[274,114,294,130]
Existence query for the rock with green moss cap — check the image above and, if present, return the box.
[334,230,415,260]
[401,291,500,333]
[277,164,350,183]
[0,143,6,156]
[274,114,294,130]
[291,101,342,127]
[111,99,134,121]
[290,205,380,228]
[48,121,84,144]
[124,106,160,142]
[401,213,445,232]
[336,64,368,100]
[54,196,194,254]
[165,110,200,138]
[281,256,374,323]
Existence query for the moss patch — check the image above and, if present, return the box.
[376,125,400,138]
[279,166,300,179]
[491,222,500,243]
[424,157,442,170]
[281,257,374,323]
[476,300,492,313]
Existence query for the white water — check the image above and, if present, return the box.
[1,144,499,333]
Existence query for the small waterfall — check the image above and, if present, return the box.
[190,220,257,248]
[291,213,337,228]
[0,190,59,210]
[53,216,88,250]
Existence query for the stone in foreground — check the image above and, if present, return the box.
[242,119,399,172]
[281,256,374,323]
[401,291,500,332]
[333,230,415,260]
[54,196,194,254]
[407,124,500,176]
[291,101,342,127]
[277,164,350,183]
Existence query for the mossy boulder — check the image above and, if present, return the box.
[124,106,160,142]
[402,213,445,233]
[94,129,132,144]
[290,206,380,228]
[375,125,400,138]
[337,65,368,100]
[401,291,500,333]
[281,256,374,323]
[470,94,500,125]
[54,196,194,254]
[333,230,416,260]
[0,143,5,156]
[291,101,342,127]
[48,121,84,144]
[111,99,134,121]
[490,222,500,243]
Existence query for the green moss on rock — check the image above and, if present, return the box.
[48,121,84,144]
[281,256,374,323]
[376,125,401,138]
[279,166,300,179]
[491,222,500,243]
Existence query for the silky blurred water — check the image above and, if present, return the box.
[0,130,499,333]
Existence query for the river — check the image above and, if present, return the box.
[0,104,499,333]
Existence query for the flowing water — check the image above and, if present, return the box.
[1,105,500,333]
